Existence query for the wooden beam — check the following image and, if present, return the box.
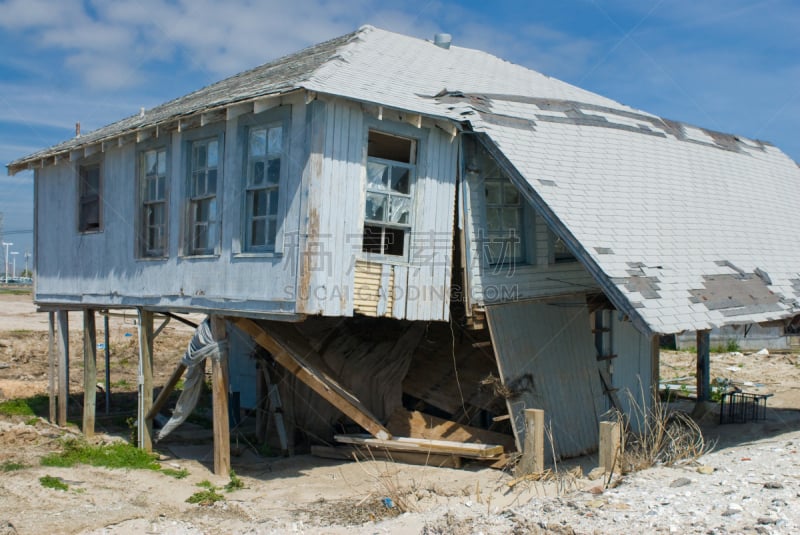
[334,434,503,459]
[254,96,280,114]
[56,310,69,427]
[696,330,711,402]
[517,408,544,475]
[137,309,154,452]
[82,310,97,437]
[232,318,391,440]
[146,362,187,421]
[226,102,253,120]
[210,315,231,476]
[48,312,56,424]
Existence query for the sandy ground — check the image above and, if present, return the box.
[2,290,800,534]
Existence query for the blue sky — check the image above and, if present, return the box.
[1,0,798,267]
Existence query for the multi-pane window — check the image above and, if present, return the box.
[244,125,282,251]
[362,130,415,257]
[140,148,168,257]
[188,138,219,255]
[484,177,524,264]
[78,162,102,232]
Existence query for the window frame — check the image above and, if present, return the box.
[361,123,423,262]
[483,175,526,266]
[77,158,103,233]
[237,107,290,255]
[183,128,224,257]
[136,142,170,259]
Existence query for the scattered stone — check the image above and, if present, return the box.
[587,485,604,495]
[0,520,17,535]
[586,500,605,509]
[758,516,778,525]
[763,482,784,489]
[670,477,692,488]
[722,503,743,516]
[697,465,715,475]
[754,348,770,356]
[587,467,606,481]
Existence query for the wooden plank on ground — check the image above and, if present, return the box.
[233,317,391,440]
[334,434,503,459]
[386,408,515,451]
[311,445,462,468]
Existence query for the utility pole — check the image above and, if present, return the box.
[2,242,12,284]
[24,251,30,278]
[10,251,18,279]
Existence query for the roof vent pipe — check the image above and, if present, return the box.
[434,33,452,49]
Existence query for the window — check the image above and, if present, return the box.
[188,137,219,255]
[244,124,282,251]
[362,130,416,257]
[78,162,102,232]
[484,177,524,264]
[139,148,168,257]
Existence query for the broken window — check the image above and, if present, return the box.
[78,162,102,232]
[188,137,220,255]
[244,124,282,251]
[139,147,168,257]
[362,130,416,257]
[484,177,524,264]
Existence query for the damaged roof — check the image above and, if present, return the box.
[10,25,800,335]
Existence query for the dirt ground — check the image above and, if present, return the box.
[2,290,800,534]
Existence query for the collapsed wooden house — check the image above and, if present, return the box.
[9,26,800,473]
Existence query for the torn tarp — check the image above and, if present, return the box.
[156,317,226,441]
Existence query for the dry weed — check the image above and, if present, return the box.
[616,387,711,473]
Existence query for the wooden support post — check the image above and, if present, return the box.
[48,312,56,423]
[210,315,231,476]
[104,313,111,414]
[696,330,711,402]
[255,362,267,444]
[56,310,69,427]
[599,421,622,474]
[82,309,97,437]
[137,309,154,452]
[518,408,544,475]
[146,363,187,421]
[651,335,661,403]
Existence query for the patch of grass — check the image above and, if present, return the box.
[225,470,244,492]
[40,438,161,471]
[0,395,48,417]
[111,379,132,389]
[0,288,32,296]
[161,468,189,479]
[7,329,34,338]
[188,479,225,505]
[39,475,69,491]
[1,461,28,472]
[25,417,39,426]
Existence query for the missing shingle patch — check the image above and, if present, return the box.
[594,247,614,255]
[538,179,557,186]
[689,273,782,315]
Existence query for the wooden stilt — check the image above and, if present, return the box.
[83,309,97,437]
[255,362,267,444]
[48,311,56,423]
[137,309,154,451]
[210,315,231,476]
[56,310,69,427]
[696,330,711,402]
[518,408,545,475]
